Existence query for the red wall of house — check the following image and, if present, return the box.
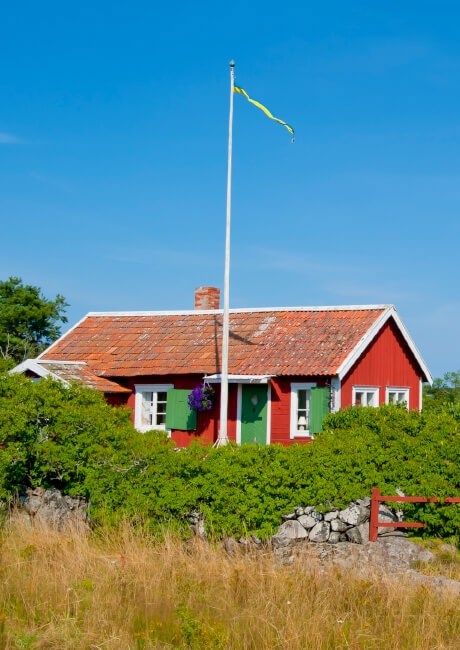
[270,377,324,446]
[341,319,421,410]
[105,393,130,407]
[114,375,238,448]
[102,320,423,448]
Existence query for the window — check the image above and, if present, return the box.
[352,387,379,407]
[290,383,331,438]
[386,387,409,407]
[134,384,173,432]
[290,383,315,438]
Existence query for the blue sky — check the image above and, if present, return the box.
[1,1,459,378]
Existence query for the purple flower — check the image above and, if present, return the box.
[188,384,214,412]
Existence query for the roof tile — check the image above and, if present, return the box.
[41,307,387,378]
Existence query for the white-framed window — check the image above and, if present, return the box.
[134,384,173,432]
[290,383,316,438]
[352,387,379,407]
[386,387,409,407]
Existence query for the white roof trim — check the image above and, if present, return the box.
[10,359,70,386]
[336,306,433,384]
[205,374,272,384]
[84,304,391,317]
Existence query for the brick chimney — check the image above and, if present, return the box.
[194,286,220,310]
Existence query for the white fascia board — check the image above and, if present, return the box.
[336,306,433,384]
[205,374,272,384]
[10,359,70,386]
[85,304,391,317]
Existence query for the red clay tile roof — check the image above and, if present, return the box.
[40,306,390,379]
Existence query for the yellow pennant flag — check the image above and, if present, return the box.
[234,85,295,141]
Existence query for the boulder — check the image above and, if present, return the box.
[346,522,369,544]
[331,519,349,533]
[309,521,331,543]
[339,503,369,526]
[18,488,88,530]
[297,514,319,530]
[377,504,399,535]
[278,519,309,540]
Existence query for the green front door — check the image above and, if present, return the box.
[240,384,268,445]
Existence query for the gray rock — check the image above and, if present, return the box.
[377,504,399,535]
[324,511,338,522]
[355,497,371,509]
[271,533,293,549]
[309,521,331,543]
[23,496,42,515]
[339,503,369,526]
[331,518,349,533]
[346,522,369,544]
[223,537,240,556]
[328,531,341,544]
[278,519,309,540]
[310,509,324,522]
[378,529,407,538]
[297,514,319,530]
[281,511,297,521]
[18,488,88,530]
[294,506,304,517]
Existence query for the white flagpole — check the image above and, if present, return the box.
[217,59,235,447]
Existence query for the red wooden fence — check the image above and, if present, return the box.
[369,487,460,542]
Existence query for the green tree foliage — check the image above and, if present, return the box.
[423,370,460,414]
[1,372,460,540]
[0,276,68,364]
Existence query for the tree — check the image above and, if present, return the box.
[423,370,460,412]
[0,277,68,365]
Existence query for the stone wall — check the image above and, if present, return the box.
[15,487,88,530]
[272,497,402,549]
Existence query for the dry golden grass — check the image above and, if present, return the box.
[0,516,459,649]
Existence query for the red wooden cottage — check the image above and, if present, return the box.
[13,287,432,447]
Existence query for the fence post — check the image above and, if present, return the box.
[369,487,380,542]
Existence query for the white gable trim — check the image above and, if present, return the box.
[336,306,432,384]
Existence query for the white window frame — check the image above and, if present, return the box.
[134,384,173,433]
[386,387,409,408]
[290,382,316,439]
[352,386,379,407]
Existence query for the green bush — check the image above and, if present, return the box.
[1,373,460,540]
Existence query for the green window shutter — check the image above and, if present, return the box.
[310,386,330,434]
[166,389,197,431]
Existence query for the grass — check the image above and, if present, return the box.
[0,516,460,649]
[412,537,460,582]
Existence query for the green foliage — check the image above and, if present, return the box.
[1,372,460,540]
[0,276,68,363]
[423,370,460,413]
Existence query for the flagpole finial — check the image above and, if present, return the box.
[229,60,235,68]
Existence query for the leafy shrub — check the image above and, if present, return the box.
[1,373,460,539]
